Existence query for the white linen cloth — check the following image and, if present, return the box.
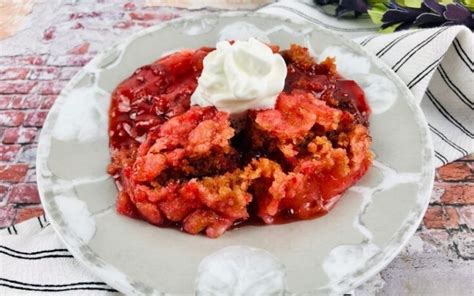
[1,1,472,295]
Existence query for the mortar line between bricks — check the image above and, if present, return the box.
[13,204,43,209]
[429,203,474,207]
[434,181,474,185]
[435,180,474,183]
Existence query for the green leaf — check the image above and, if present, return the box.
[438,0,454,5]
[460,0,474,11]
[367,0,388,5]
[395,0,422,8]
[367,4,388,25]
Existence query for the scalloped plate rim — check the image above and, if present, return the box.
[36,11,435,295]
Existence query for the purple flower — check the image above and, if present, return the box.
[313,0,474,31]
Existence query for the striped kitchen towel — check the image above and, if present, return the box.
[0,1,472,295]
[0,215,118,295]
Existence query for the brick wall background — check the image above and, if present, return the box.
[0,1,472,294]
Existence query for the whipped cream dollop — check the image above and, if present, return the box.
[191,38,287,115]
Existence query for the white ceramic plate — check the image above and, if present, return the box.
[37,13,434,295]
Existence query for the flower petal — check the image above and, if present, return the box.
[414,12,445,27]
[443,3,470,21]
[422,0,446,15]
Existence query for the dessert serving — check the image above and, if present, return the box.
[107,38,372,238]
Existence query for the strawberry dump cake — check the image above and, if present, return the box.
[107,39,372,238]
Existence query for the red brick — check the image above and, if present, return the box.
[129,12,156,20]
[438,162,472,181]
[15,206,44,224]
[0,205,16,228]
[36,81,66,95]
[21,95,43,109]
[24,111,49,127]
[8,95,24,109]
[0,68,29,80]
[40,96,57,109]
[28,67,60,80]
[439,183,474,205]
[68,42,90,55]
[459,206,474,229]
[0,56,43,66]
[0,144,21,161]
[0,184,8,201]
[2,127,19,143]
[2,127,37,144]
[0,96,10,109]
[18,55,45,66]
[47,55,93,67]
[7,183,40,204]
[0,81,37,94]
[0,110,25,126]
[0,164,28,182]
[423,206,460,229]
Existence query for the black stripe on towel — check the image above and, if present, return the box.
[0,245,69,256]
[0,251,74,260]
[376,30,418,57]
[453,38,473,71]
[437,65,473,109]
[425,90,473,138]
[37,216,44,228]
[0,278,111,288]
[392,28,448,72]
[435,151,448,165]
[0,283,117,293]
[360,35,378,47]
[429,124,468,156]
[0,278,117,293]
[407,57,442,89]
